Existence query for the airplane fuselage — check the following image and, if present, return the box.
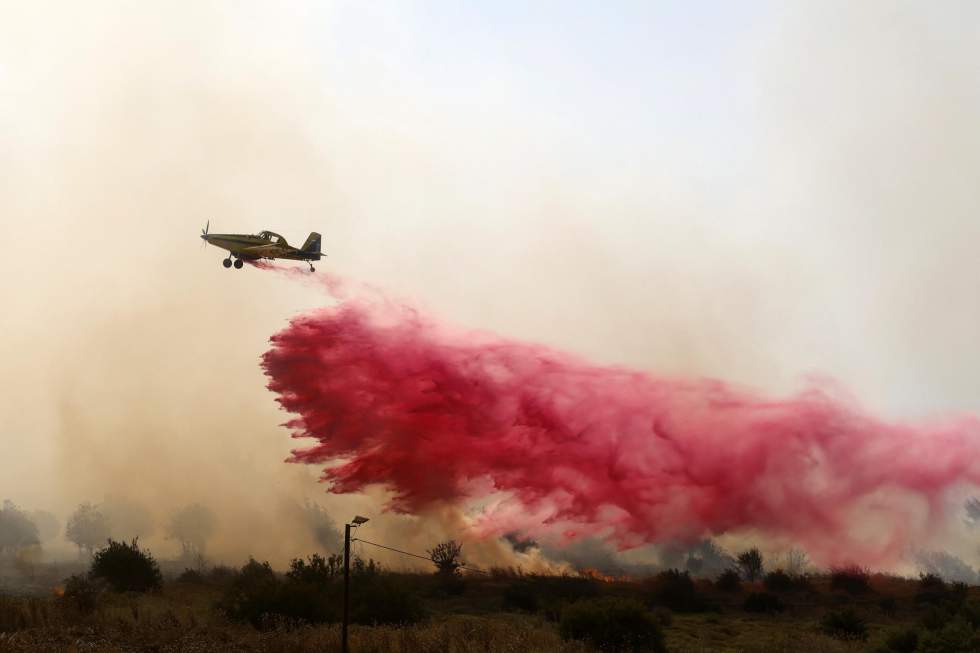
[200,228,323,270]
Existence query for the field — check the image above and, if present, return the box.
[2,558,979,653]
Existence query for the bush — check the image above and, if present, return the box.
[883,628,919,653]
[922,606,954,632]
[821,608,868,641]
[646,569,707,612]
[830,566,871,595]
[916,575,968,609]
[350,575,425,626]
[503,580,539,613]
[61,574,105,614]
[737,548,764,582]
[560,597,666,653]
[90,538,162,593]
[176,568,206,584]
[218,558,282,627]
[715,568,742,592]
[220,556,423,628]
[208,565,236,584]
[743,592,784,614]
[917,617,980,653]
[763,568,809,593]
[880,596,898,616]
[920,573,946,590]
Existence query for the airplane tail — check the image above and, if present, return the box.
[302,232,322,255]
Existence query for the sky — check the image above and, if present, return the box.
[1,1,979,565]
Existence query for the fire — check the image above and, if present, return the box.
[578,568,630,583]
[52,585,65,598]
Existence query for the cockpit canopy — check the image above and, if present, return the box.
[256,230,286,245]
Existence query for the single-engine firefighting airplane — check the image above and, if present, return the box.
[199,222,322,271]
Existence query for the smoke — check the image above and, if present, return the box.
[261,271,980,568]
[2,2,979,573]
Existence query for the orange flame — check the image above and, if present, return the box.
[578,567,630,583]
[52,585,65,598]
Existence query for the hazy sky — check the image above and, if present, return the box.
[2,1,979,562]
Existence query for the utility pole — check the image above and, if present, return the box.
[342,522,350,653]
[342,516,369,653]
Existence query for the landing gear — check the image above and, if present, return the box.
[234,259,244,269]
[308,263,315,272]
[222,258,232,268]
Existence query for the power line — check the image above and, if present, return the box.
[352,537,489,575]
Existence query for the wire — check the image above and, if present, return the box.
[352,537,490,575]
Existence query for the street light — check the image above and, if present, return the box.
[342,515,369,653]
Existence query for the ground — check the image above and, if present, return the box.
[1,563,977,652]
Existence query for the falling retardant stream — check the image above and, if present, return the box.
[256,263,980,567]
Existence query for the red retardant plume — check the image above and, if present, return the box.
[260,270,980,566]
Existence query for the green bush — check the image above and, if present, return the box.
[90,538,162,593]
[560,597,666,653]
[821,608,868,641]
[743,592,783,614]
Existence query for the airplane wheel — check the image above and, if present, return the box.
[234,259,244,269]
[222,259,232,268]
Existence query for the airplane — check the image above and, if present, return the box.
[199,222,323,271]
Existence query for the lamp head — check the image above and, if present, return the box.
[351,515,369,526]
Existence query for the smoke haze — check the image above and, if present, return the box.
[2,1,979,570]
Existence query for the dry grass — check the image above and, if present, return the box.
[2,570,977,652]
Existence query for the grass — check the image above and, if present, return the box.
[0,566,978,652]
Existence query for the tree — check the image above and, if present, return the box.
[684,540,735,578]
[0,500,40,556]
[102,496,155,540]
[783,548,810,577]
[167,503,216,559]
[29,510,60,543]
[428,539,463,575]
[66,502,110,556]
[737,548,764,582]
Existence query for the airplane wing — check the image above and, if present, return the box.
[238,244,286,258]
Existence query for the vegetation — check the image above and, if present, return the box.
[1,540,980,653]
[830,565,871,595]
[90,538,163,593]
[646,569,709,613]
[560,597,666,653]
[428,539,464,575]
[0,501,39,556]
[737,548,764,582]
[743,591,784,614]
[167,503,217,559]
[65,502,110,556]
[820,608,868,641]
[714,568,742,592]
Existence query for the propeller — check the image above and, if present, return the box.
[201,220,209,249]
